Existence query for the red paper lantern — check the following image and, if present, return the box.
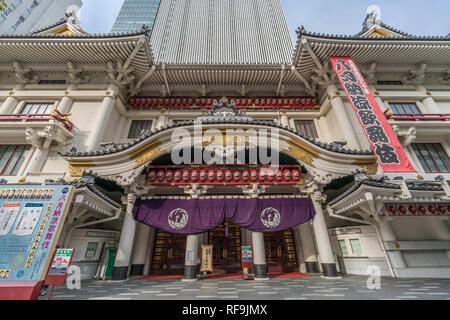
[199,170,207,182]
[250,170,258,182]
[156,170,165,182]
[398,205,406,215]
[418,205,427,215]
[225,170,233,182]
[174,170,182,182]
[208,170,216,182]
[428,205,437,214]
[233,170,241,182]
[275,170,283,182]
[242,170,250,182]
[289,98,295,106]
[437,205,446,215]
[191,170,199,182]
[387,205,397,215]
[182,170,190,182]
[283,170,292,181]
[292,169,300,181]
[408,205,417,215]
[266,169,275,182]
[148,170,157,182]
[166,170,174,182]
[259,169,267,181]
[216,170,224,182]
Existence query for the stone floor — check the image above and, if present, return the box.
[39,274,450,300]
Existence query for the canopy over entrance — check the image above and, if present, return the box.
[133,197,315,234]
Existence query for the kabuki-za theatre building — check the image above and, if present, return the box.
[0,0,449,297]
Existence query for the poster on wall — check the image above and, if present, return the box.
[0,185,74,283]
[45,249,75,287]
[48,249,74,276]
[330,56,416,173]
[241,246,254,269]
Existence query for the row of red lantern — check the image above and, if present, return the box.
[147,168,302,184]
[386,204,450,216]
[129,97,319,109]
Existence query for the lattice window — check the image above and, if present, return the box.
[128,120,153,139]
[20,103,54,115]
[412,143,450,173]
[0,145,31,176]
[388,103,421,115]
[294,120,318,138]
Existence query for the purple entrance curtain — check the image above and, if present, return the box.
[133,198,316,235]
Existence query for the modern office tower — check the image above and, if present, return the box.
[0,0,83,34]
[111,0,161,33]
[150,0,293,64]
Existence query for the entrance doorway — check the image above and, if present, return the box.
[208,222,242,274]
[151,230,186,274]
[264,229,298,272]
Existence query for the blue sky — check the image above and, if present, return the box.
[79,0,450,41]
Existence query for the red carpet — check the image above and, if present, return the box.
[268,272,311,278]
[141,272,310,280]
[208,273,242,279]
[140,275,182,280]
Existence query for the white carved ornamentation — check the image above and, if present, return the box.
[391,125,416,147]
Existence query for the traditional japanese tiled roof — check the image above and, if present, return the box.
[295,26,450,42]
[60,117,373,158]
[31,16,87,36]
[75,174,122,209]
[0,27,148,39]
[354,13,413,38]
[327,178,446,206]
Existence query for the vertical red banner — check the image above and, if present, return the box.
[330,56,416,173]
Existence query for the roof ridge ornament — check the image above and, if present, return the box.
[196,97,253,122]
[141,25,150,34]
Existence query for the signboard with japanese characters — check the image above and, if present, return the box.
[330,56,416,173]
[0,186,74,282]
[45,249,74,286]
[241,246,254,269]
[200,244,213,273]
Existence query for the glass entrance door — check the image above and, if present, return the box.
[151,230,186,274]
[208,222,241,274]
[264,229,298,272]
